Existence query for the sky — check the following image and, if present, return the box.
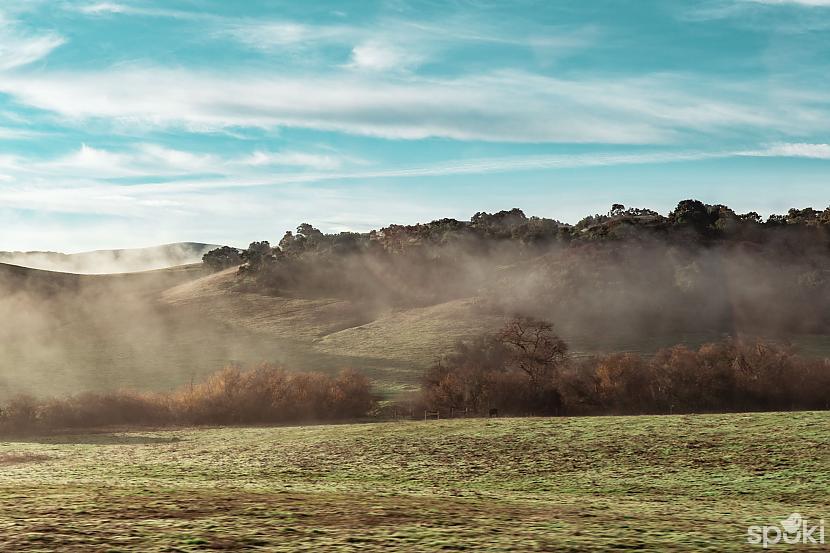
[0,0,828,252]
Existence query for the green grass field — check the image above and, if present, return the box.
[2,411,828,551]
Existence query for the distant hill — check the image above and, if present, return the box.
[0,261,450,401]
[0,242,221,274]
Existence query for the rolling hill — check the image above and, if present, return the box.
[0,242,221,274]
[0,260,501,400]
[3,236,830,402]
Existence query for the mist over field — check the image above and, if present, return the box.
[0,243,219,274]
[2,202,829,405]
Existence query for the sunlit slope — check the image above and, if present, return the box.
[0,263,309,399]
[161,269,504,388]
[0,263,496,400]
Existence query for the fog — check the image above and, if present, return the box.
[0,242,219,274]
[2,213,829,403]
[0,259,390,402]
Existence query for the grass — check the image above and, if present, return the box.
[1,411,828,551]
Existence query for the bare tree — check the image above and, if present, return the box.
[497,316,568,386]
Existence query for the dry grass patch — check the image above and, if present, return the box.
[0,453,51,465]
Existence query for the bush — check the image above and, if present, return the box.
[0,365,376,434]
[421,322,830,417]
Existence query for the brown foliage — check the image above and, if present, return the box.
[565,338,830,414]
[422,321,830,417]
[422,317,567,416]
[0,365,375,434]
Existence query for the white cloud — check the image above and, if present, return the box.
[78,2,131,15]
[0,127,40,140]
[0,147,752,204]
[15,143,361,180]
[1,67,813,144]
[347,41,423,71]
[0,15,65,71]
[744,142,830,158]
[73,2,200,19]
[61,143,133,173]
[242,151,348,170]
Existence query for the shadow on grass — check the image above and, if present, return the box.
[3,433,183,445]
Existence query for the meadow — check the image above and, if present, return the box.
[1,411,828,551]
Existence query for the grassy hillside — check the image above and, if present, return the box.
[1,411,828,551]
[3,259,830,401]
[0,262,341,399]
[0,262,490,399]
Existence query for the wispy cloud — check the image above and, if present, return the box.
[1,67,818,144]
[242,150,358,170]
[221,21,354,52]
[69,2,598,74]
[73,2,202,19]
[743,0,830,6]
[0,127,41,140]
[0,149,718,220]
[0,13,64,71]
[77,2,131,15]
[3,143,819,200]
[19,143,362,179]
[742,142,830,158]
[683,0,830,23]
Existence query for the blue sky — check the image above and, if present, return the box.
[0,0,828,251]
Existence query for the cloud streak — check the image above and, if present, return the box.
[742,142,830,158]
[3,142,826,205]
[1,67,820,144]
[744,0,830,6]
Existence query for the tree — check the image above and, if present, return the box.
[242,241,274,271]
[670,199,712,233]
[737,212,762,224]
[497,317,568,385]
[471,208,528,238]
[609,204,626,217]
[202,246,242,272]
[297,223,324,244]
[278,231,303,254]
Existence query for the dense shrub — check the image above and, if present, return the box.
[0,365,375,434]
[422,320,830,416]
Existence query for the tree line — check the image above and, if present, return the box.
[204,200,830,272]
[418,318,830,416]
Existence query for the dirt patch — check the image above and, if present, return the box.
[0,453,51,465]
